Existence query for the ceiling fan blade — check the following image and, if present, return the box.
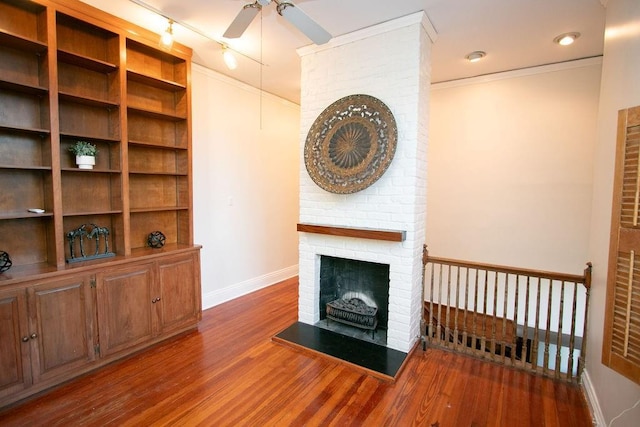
[223,2,262,39]
[276,2,331,45]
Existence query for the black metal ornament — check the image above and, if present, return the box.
[66,223,115,263]
[147,231,166,248]
[0,251,12,273]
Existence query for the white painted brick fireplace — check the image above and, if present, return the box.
[297,13,436,353]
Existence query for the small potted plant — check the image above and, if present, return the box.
[69,141,98,169]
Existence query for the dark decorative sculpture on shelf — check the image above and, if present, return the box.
[66,223,115,263]
[0,251,12,273]
[147,231,166,249]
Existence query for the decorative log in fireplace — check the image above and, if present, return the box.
[326,298,378,338]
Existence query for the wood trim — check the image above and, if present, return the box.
[33,0,192,59]
[296,223,406,242]
[426,255,589,283]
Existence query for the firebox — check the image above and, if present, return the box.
[318,256,390,344]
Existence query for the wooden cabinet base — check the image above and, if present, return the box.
[0,246,201,409]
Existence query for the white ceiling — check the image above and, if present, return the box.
[81,0,606,104]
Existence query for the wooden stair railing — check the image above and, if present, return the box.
[421,245,592,383]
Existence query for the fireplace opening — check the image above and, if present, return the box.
[317,256,390,345]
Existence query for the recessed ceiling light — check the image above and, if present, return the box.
[554,32,581,46]
[465,51,486,63]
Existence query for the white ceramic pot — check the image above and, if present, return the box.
[76,155,95,169]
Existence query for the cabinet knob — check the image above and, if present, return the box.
[156,296,161,302]
[152,298,157,303]
[30,333,38,339]
[22,336,29,342]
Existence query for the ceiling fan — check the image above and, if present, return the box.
[223,0,331,45]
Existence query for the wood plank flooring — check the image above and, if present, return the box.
[0,277,594,426]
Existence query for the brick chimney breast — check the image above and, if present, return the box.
[297,12,435,352]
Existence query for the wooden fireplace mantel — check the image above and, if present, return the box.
[297,223,406,242]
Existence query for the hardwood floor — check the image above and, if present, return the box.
[0,277,593,426]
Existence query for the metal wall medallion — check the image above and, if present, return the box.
[304,94,397,194]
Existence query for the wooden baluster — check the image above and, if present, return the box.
[511,274,520,366]
[453,266,460,351]
[462,267,470,354]
[555,280,566,379]
[428,262,435,343]
[481,268,489,357]
[445,264,452,348]
[568,281,578,380]
[491,271,499,360]
[421,245,428,345]
[472,267,479,356]
[578,263,592,380]
[544,279,554,376]
[501,273,509,363]
[532,277,541,373]
[523,276,531,369]
[437,263,443,344]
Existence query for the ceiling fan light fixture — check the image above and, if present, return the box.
[222,46,238,70]
[553,32,580,46]
[160,19,174,48]
[465,51,486,63]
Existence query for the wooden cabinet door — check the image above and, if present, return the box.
[157,253,201,335]
[0,289,31,400]
[96,263,156,357]
[27,275,96,384]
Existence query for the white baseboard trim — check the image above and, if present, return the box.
[202,265,299,310]
[582,369,605,426]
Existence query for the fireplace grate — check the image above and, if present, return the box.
[326,298,378,331]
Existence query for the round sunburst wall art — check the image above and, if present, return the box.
[304,94,397,194]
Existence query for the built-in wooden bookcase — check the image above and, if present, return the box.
[0,0,195,273]
[55,12,124,261]
[126,39,191,252]
[0,0,200,407]
[0,0,53,269]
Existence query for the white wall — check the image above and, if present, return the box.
[428,59,601,274]
[191,64,300,309]
[585,0,640,425]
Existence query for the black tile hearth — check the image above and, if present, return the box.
[273,322,408,381]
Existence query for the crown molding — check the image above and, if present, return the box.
[431,56,603,90]
[298,11,437,58]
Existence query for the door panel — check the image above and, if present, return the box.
[96,263,155,356]
[0,290,30,398]
[28,276,96,383]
